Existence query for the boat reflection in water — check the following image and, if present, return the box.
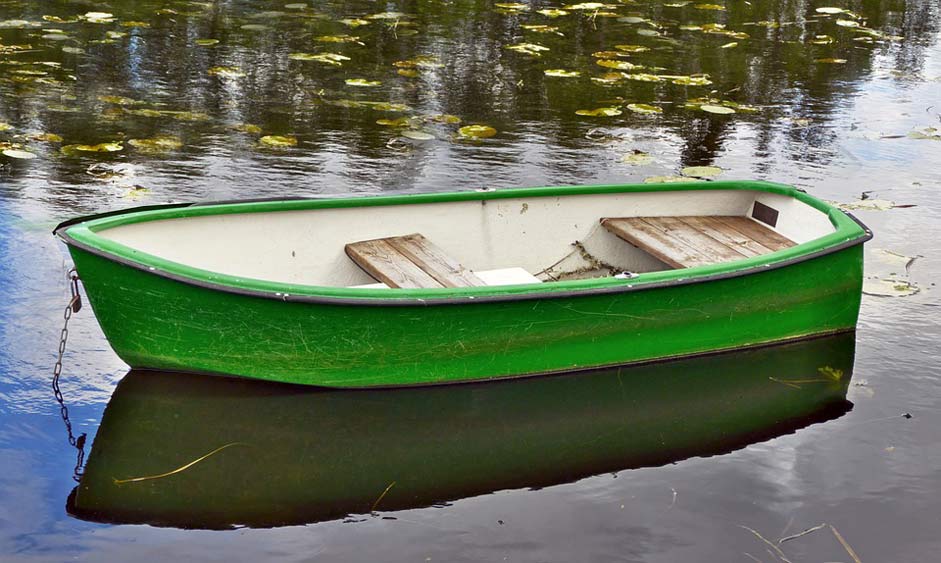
[68,333,856,530]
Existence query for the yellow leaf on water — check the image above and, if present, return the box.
[457,125,497,139]
[259,135,298,147]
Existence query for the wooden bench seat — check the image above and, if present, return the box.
[345,233,485,289]
[600,216,795,269]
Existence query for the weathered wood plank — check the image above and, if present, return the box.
[385,234,485,288]
[345,238,443,289]
[642,216,750,264]
[713,216,795,251]
[601,215,796,269]
[678,216,772,257]
[601,218,712,269]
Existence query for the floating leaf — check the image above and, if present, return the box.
[195,39,219,46]
[681,165,723,177]
[61,141,123,155]
[457,125,497,139]
[863,277,919,297]
[537,9,569,17]
[208,66,246,78]
[576,107,622,117]
[346,78,381,87]
[622,73,662,82]
[367,12,407,20]
[545,69,581,77]
[521,24,561,34]
[233,123,263,134]
[564,3,609,10]
[339,18,370,27]
[815,7,845,14]
[815,58,847,64]
[98,95,145,106]
[0,122,12,131]
[627,103,662,115]
[700,104,736,114]
[285,3,308,9]
[694,3,726,10]
[614,44,650,53]
[506,43,550,56]
[397,69,420,77]
[259,135,298,147]
[128,135,183,154]
[61,47,85,54]
[811,34,835,44]
[597,59,640,70]
[495,3,530,11]
[619,16,649,24]
[376,117,412,127]
[907,127,941,140]
[644,175,694,183]
[665,74,713,86]
[2,148,37,159]
[31,132,63,142]
[636,29,660,37]
[82,12,115,23]
[835,19,860,28]
[720,42,738,48]
[316,34,360,43]
[290,52,350,65]
[621,150,652,165]
[240,24,270,31]
[401,130,435,141]
[424,114,462,124]
[835,199,904,211]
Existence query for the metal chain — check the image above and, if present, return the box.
[52,269,86,483]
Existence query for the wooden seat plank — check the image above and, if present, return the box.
[385,234,485,288]
[346,233,484,289]
[345,238,444,289]
[600,218,714,269]
[678,216,772,257]
[601,215,796,269]
[712,216,794,251]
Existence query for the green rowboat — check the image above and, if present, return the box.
[67,334,855,529]
[54,180,871,387]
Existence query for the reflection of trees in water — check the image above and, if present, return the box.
[0,0,938,202]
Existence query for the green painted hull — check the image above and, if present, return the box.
[68,334,855,529]
[59,182,869,387]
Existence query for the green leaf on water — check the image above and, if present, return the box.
[259,135,298,147]
[644,175,695,183]
[907,127,941,140]
[700,104,736,114]
[457,125,497,139]
[636,29,661,37]
[506,43,550,56]
[720,42,738,48]
[815,58,847,64]
[596,59,640,70]
[367,12,407,20]
[2,148,37,159]
[195,39,219,46]
[82,12,115,23]
[564,3,608,10]
[576,107,622,116]
[401,130,435,141]
[863,277,919,297]
[614,44,650,53]
[128,135,183,154]
[424,114,462,124]
[681,165,723,177]
[622,73,662,82]
[208,66,246,78]
[31,132,63,142]
[495,3,530,11]
[346,78,381,87]
[240,24,271,31]
[621,150,652,165]
[316,34,361,43]
[290,52,350,65]
[694,4,726,10]
[544,69,581,77]
[627,103,662,115]
[815,7,845,14]
[521,24,561,34]
[376,117,413,127]
[811,34,834,44]
[665,74,713,85]
[835,19,860,28]
[339,18,371,27]
[284,3,308,9]
[61,141,123,155]
[0,122,12,131]
[61,47,85,55]
[233,123,263,134]
[537,9,569,17]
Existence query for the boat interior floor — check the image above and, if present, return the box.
[346,215,797,289]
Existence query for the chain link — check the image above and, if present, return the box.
[52,269,86,482]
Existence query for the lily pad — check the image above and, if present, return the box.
[621,150,652,165]
[544,69,581,77]
[316,34,360,43]
[815,7,845,14]
[339,18,371,27]
[576,107,622,117]
[0,123,12,131]
[694,3,726,10]
[2,148,37,159]
[907,127,941,140]
[537,9,569,17]
[346,78,381,87]
[61,47,85,55]
[208,66,246,78]
[700,104,736,114]
[681,165,723,177]
[863,278,919,297]
[61,141,123,155]
[424,114,462,124]
[627,103,662,115]
[128,135,183,154]
[233,123,263,134]
[457,125,497,139]
[195,39,220,46]
[597,59,640,71]
[720,42,738,49]
[401,130,435,141]
[505,43,550,56]
[815,58,847,64]
[644,175,694,184]
[31,132,63,142]
[614,44,650,53]
[259,135,298,147]
[290,53,350,65]
[376,117,413,127]
[835,19,860,28]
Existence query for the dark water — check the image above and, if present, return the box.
[1,0,940,561]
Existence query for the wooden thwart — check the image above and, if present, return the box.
[601,215,795,269]
[346,233,485,289]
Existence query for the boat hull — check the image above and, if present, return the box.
[67,241,864,387]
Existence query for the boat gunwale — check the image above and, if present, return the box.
[54,181,872,306]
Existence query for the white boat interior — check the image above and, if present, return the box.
[96,189,835,289]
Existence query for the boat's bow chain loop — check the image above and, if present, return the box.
[52,268,86,483]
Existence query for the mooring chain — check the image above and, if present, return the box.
[52,268,86,482]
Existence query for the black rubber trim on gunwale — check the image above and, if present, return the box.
[127,329,857,390]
